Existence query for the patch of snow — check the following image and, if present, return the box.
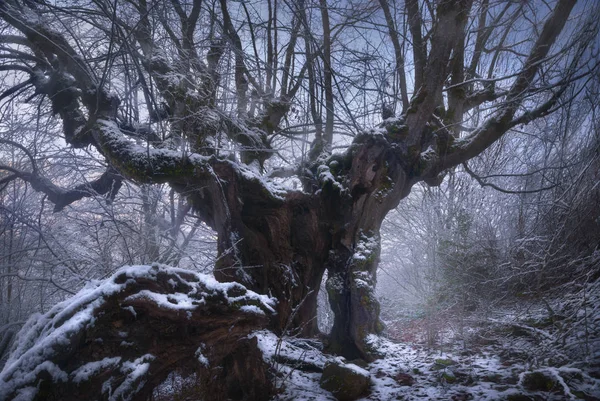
[125,289,198,311]
[353,232,379,263]
[233,160,288,201]
[71,357,122,384]
[420,145,437,161]
[107,354,155,401]
[317,164,345,193]
[195,345,209,367]
[353,271,373,289]
[343,361,370,378]
[240,305,266,315]
[326,273,345,294]
[280,264,298,287]
[11,387,37,401]
[122,305,137,318]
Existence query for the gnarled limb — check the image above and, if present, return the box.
[405,0,473,149]
[0,164,122,212]
[379,0,409,111]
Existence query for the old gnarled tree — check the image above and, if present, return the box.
[0,0,596,399]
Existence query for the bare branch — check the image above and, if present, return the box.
[463,162,557,195]
[379,0,409,111]
[405,0,426,92]
[438,0,578,171]
[0,164,123,212]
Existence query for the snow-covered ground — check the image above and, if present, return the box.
[1,264,598,400]
[253,317,600,401]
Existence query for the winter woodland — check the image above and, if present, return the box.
[0,0,599,399]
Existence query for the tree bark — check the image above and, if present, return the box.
[211,189,331,337]
[320,133,414,359]
[319,0,335,149]
[201,131,416,360]
[0,265,275,401]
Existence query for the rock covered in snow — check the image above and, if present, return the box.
[320,358,371,401]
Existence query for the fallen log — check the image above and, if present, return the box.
[0,264,276,401]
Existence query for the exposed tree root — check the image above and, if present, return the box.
[0,265,275,401]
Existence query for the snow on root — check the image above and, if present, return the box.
[0,264,275,401]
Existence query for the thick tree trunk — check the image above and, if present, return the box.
[208,131,415,360]
[321,133,414,359]
[326,240,384,361]
[211,188,331,337]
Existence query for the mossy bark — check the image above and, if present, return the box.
[326,236,384,361]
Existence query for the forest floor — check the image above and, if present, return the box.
[256,307,600,401]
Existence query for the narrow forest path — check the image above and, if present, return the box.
[258,310,600,401]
